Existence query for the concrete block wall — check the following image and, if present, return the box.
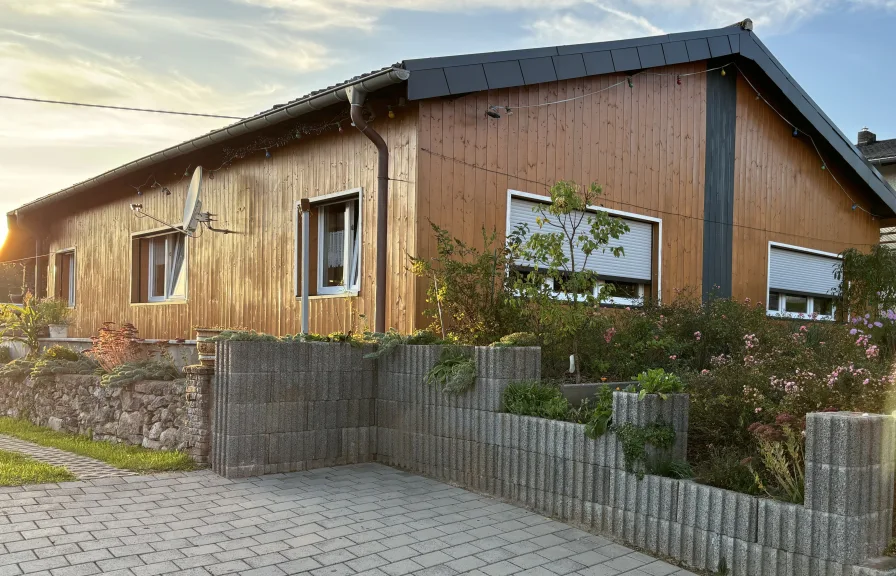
[212,341,896,575]
[211,341,377,478]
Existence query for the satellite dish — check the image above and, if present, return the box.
[183,166,203,233]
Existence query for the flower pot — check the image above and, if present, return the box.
[195,328,223,367]
[48,324,69,339]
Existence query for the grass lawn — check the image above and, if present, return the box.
[0,418,195,473]
[0,449,76,486]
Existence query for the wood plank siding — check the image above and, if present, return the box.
[730,75,880,303]
[415,63,709,323]
[44,106,417,340]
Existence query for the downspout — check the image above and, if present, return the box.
[346,86,390,333]
[300,199,311,335]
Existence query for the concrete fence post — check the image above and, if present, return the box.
[611,391,689,471]
[803,411,896,563]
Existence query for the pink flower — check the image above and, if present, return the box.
[694,331,702,341]
[755,407,762,413]
[799,325,808,333]
[866,345,879,359]
[625,307,631,311]
[669,355,677,360]
[604,327,617,344]
[700,369,710,375]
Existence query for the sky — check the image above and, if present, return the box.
[1,0,895,244]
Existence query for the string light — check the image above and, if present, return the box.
[734,64,880,218]
[388,106,395,119]
[792,128,799,137]
[485,63,732,115]
[126,107,378,195]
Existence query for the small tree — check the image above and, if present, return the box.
[837,245,896,316]
[508,181,629,381]
[409,223,516,345]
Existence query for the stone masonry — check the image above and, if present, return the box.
[0,373,209,461]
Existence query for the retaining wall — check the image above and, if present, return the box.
[0,373,207,459]
[212,342,896,575]
[212,341,377,478]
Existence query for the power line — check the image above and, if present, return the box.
[418,147,881,248]
[0,95,244,120]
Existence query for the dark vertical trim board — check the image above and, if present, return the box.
[702,58,737,299]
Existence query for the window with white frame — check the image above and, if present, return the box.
[132,231,187,303]
[317,198,361,295]
[54,250,75,307]
[766,243,839,320]
[507,193,657,306]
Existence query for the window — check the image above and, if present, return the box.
[54,250,75,307]
[766,243,839,320]
[507,192,659,306]
[317,199,360,295]
[131,231,187,303]
[767,293,835,319]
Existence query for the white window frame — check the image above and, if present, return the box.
[56,249,76,307]
[506,189,662,304]
[765,241,839,321]
[145,232,188,303]
[294,188,363,298]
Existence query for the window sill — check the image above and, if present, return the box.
[130,300,188,307]
[766,310,835,322]
[300,292,360,301]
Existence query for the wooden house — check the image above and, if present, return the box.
[4,19,896,339]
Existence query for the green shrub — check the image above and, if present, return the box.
[631,368,684,400]
[490,332,539,348]
[692,446,759,495]
[425,347,476,395]
[30,356,99,383]
[503,380,570,420]
[612,421,676,478]
[0,346,10,364]
[208,330,280,342]
[35,298,72,326]
[101,360,180,388]
[0,358,34,380]
[42,345,80,362]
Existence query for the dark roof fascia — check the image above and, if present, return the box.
[404,25,896,216]
[12,66,410,217]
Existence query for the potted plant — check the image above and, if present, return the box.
[37,298,73,339]
[194,326,224,367]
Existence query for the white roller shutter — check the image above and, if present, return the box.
[768,246,840,297]
[508,197,653,282]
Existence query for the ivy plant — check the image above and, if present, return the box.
[612,421,676,478]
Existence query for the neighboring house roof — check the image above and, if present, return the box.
[10,18,896,219]
[859,139,896,165]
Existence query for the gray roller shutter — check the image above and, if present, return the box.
[768,246,840,297]
[508,197,653,282]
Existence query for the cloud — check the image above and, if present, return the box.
[527,3,664,46]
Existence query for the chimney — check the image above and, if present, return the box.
[858,127,876,146]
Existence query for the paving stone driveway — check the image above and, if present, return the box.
[0,463,696,576]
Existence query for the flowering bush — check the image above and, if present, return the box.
[86,323,152,372]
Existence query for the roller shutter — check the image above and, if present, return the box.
[508,197,653,282]
[768,246,840,297]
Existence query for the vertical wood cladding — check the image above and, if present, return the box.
[44,107,418,340]
[416,63,708,324]
[731,75,880,304]
[702,60,737,298]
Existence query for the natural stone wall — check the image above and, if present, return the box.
[183,365,214,464]
[212,341,377,478]
[0,373,208,460]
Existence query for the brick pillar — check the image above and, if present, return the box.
[804,411,896,564]
[183,365,214,464]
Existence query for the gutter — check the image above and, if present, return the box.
[13,66,410,216]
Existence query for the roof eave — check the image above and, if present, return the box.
[12,66,410,217]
